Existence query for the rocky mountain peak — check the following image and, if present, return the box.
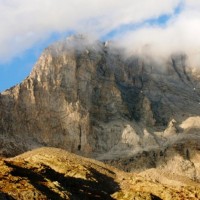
[0,37,200,184]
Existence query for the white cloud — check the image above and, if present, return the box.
[0,0,181,61]
[116,0,200,67]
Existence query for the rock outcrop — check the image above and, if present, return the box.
[0,147,200,199]
[0,35,200,185]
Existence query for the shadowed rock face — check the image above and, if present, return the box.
[0,147,199,200]
[0,36,200,178]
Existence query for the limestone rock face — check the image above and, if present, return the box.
[163,119,178,137]
[0,35,200,179]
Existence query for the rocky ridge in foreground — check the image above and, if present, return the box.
[0,147,200,200]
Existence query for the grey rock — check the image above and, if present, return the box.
[0,36,200,182]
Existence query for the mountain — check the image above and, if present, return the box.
[0,147,200,199]
[0,35,200,185]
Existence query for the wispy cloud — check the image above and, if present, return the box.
[0,0,182,62]
[115,0,200,67]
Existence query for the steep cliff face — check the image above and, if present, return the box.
[0,35,200,167]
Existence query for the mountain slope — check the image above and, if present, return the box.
[0,35,200,184]
[0,147,200,200]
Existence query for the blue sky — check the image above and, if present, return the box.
[0,32,73,92]
[0,0,199,92]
